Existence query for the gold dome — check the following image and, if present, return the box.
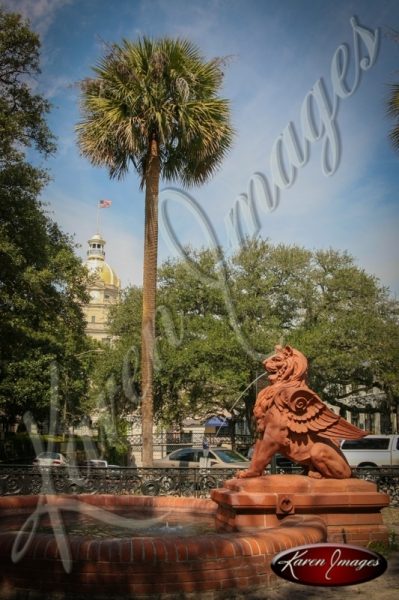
[99,262,120,287]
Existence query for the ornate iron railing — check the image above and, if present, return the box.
[0,465,241,498]
[0,465,398,504]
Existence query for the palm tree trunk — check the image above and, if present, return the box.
[141,136,160,467]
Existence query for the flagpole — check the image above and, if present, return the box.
[97,200,111,234]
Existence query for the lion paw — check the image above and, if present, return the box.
[307,470,323,479]
[237,469,263,479]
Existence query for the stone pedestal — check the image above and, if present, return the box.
[211,474,390,546]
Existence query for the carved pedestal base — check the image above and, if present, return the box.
[211,474,390,546]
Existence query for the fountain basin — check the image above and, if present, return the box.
[0,493,326,599]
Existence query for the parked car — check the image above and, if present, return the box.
[33,452,68,467]
[77,460,125,480]
[153,447,250,469]
[80,459,108,468]
[340,434,399,469]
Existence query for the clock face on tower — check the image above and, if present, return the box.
[90,290,101,302]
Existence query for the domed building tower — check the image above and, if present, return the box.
[83,233,121,342]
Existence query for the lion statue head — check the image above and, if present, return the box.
[263,345,308,385]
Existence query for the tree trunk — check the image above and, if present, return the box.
[141,136,160,467]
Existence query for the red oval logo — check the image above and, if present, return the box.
[271,543,387,586]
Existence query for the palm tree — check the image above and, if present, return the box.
[76,37,233,466]
[388,83,399,151]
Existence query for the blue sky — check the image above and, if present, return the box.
[4,0,399,295]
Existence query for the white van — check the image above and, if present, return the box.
[340,434,399,468]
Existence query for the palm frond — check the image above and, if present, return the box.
[387,83,399,151]
[76,36,234,184]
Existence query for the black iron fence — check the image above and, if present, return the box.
[0,464,398,504]
[0,465,240,498]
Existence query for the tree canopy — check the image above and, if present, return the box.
[91,239,399,433]
[0,8,91,428]
[0,8,55,165]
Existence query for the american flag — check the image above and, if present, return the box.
[99,199,112,208]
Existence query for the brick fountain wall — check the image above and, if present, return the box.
[0,494,327,599]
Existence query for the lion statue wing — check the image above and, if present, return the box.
[284,387,368,440]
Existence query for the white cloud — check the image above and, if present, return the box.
[42,74,75,99]
[1,0,73,36]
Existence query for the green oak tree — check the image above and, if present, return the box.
[232,240,399,429]
[0,8,55,164]
[92,239,399,434]
[0,8,91,429]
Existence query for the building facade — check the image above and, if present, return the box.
[82,232,121,343]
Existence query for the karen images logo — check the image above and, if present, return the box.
[271,543,387,587]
